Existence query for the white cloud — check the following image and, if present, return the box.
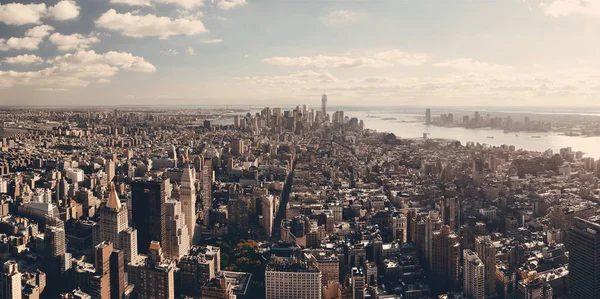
[0,25,54,51]
[322,10,358,25]
[161,49,180,55]
[0,3,46,25]
[47,1,80,21]
[234,70,338,86]
[155,0,204,9]
[110,0,203,8]
[95,9,208,39]
[218,0,246,10]
[49,33,100,51]
[433,58,511,72]
[263,50,427,68]
[109,0,152,6]
[3,54,44,65]
[186,47,195,55]
[26,25,55,38]
[0,50,156,90]
[202,39,223,44]
[540,0,600,17]
[0,1,79,25]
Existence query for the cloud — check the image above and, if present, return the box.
[218,0,246,10]
[0,50,156,90]
[322,10,358,25]
[155,0,204,9]
[109,0,153,6]
[161,49,180,55]
[202,39,223,44]
[0,1,79,25]
[95,9,208,39]
[263,50,427,68]
[433,58,511,72]
[49,33,100,51]
[0,3,46,25]
[187,47,195,55]
[47,1,80,21]
[3,54,44,65]
[234,70,338,86]
[26,24,55,38]
[0,25,54,51]
[540,0,600,17]
[110,0,203,8]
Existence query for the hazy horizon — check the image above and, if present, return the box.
[1,0,600,106]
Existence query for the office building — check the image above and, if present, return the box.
[431,225,460,291]
[569,216,600,299]
[131,179,168,254]
[179,245,220,296]
[475,236,496,297]
[105,160,115,183]
[180,166,196,246]
[119,227,138,264]
[265,254,322,299]
[99,186,128,249]
[163,199,190,261]
[110,249,126,299]
[425,108,431,125]
[128,242,176,299]
[201,275,236,299]
[0,260,22,299]
[321,94,327,120]
[261,195,274,237]
[89,242,112,299]
[202,158,213,225]
[463,250,485,299]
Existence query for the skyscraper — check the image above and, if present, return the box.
[475,235,496,297]
[105,160,115,183]
[569,216,600,299]
[163,199,190,261]
[425,108,432,125]
[201,158,213,225]
[131,179,168,254]
[110,249,126,299]
[0,260,22,299]
[321,94,327,119]
[100,186,128,248]
[463,249,485,299]
[180,166,196,246]
[261,195,274,237]
[90,241,112,299]
[431,225,460,291]
[127,242,176,299]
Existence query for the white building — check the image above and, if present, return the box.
[463,249,485,299]
[66,168,84,182]
[265,255,322,299]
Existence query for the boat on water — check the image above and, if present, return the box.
[381,118,397,120]
[487,136,494,139]
[532,136,542,138]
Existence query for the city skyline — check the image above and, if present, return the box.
[1,0,600,106]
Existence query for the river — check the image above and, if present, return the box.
[345,110,600,159]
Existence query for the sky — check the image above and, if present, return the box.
[0,0,599,107]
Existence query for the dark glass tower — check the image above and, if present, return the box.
[569,217,600,299]
[131,179,168,254]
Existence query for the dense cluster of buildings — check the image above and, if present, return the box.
[0,100,599,298]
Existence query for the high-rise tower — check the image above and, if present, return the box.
[463,249,485,299]
[180,166,196,246]
[131,179,168,254]
[569,216,600,299]
[321,94,327,119]
[100,186,128,248]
